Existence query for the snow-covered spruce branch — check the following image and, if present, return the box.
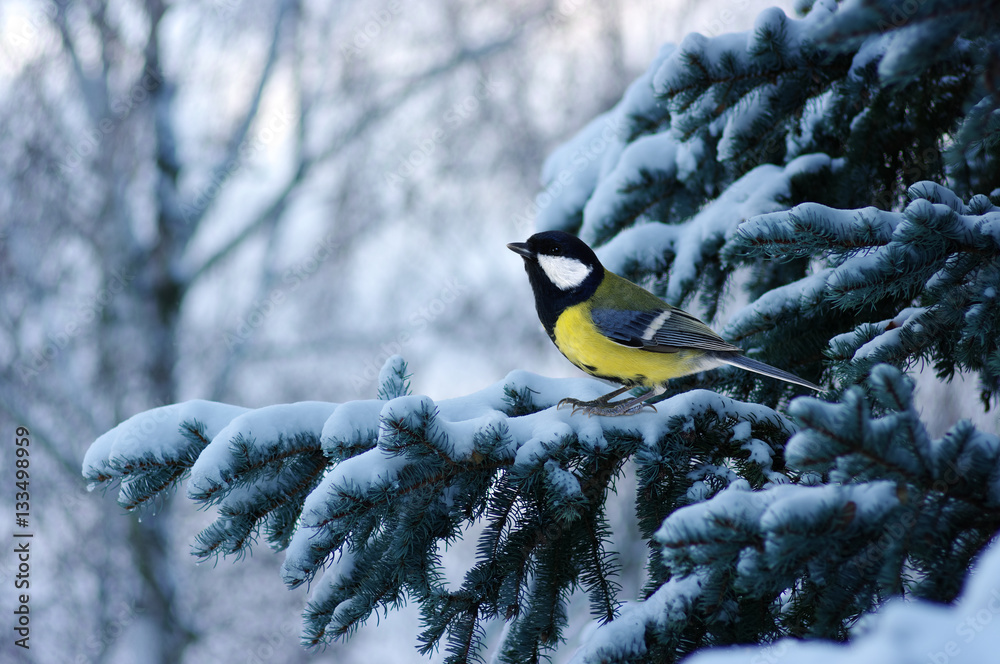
[84,356,794,661]
[567,365,1000,664]
[809,0,999,83]
[534,0,992,293]
[654,6,850,161]
[590,154,838,313]
[685,534,1000,664]
[725,181,1000,399]
[82,359,1000,663]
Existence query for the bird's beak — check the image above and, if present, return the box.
[507,242,534,259]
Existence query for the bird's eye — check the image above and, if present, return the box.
[549,245,561,255]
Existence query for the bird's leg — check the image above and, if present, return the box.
[596,386,664,416]
[557,385,629,412]
[557,385,663,417]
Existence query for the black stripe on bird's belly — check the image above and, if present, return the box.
[583,368,646,388]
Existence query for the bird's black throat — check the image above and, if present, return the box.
[521,259,603,340]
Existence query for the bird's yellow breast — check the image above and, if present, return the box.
[552,303,705,387]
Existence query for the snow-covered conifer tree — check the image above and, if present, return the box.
[84,1,1000,662]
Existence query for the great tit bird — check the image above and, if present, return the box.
[508,230,821,416]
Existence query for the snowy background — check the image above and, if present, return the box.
[2,1,996,663]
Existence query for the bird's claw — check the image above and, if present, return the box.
[556,397,656,417]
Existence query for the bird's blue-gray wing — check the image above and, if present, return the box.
[591,307,742,353]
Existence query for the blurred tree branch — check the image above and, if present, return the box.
[0,1,633,661]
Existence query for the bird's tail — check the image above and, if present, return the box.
[712,353,822,391]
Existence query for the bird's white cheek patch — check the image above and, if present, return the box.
[537,255,593,290]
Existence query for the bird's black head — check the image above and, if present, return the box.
[507,230,604,335]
